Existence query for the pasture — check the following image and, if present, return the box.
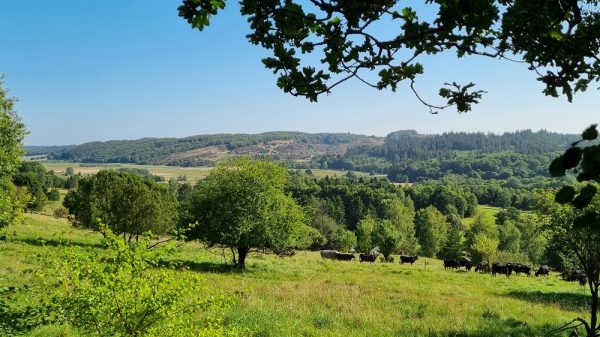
[0,212,590,337]
[38,161,368,183]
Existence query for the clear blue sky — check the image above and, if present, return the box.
[0,1,597,145]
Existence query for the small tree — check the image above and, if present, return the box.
[414,206,450,258]
[63,170,178,242]
[339,230,357,252]
[440,223,465,260]
[471,234,499,265]
[184,158,305,269]
[386,198,420,255]
[355,216,376,253]
[371,220,400,261]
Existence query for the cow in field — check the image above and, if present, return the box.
[359,253,377,263]
[400,255,419,265]
[336,253,355,261]
[492,263,513,277]
[475,261,489,272]
[320,250,340,260]
[444,259,460,270]
[563,269,587,285]
[535,265,550,277]
[459,258,473,271]
[512,264,531,276]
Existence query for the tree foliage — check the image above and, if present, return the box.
[180,1,600,112]
[0,79,27,229]
[414,206,450,257]
[63,170,178,242]
[371,219,400,261]
[184,157,306,268]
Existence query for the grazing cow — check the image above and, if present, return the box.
[563,269,587,285]
[359,253,375,263]
[400,255,419,265]
[320,250,340,260]
[336,253,356,261]
[535,265,550,277]
[444,259,460,270]
[459,258,473,271]
[512,264,532,276]
[359,253,377,263]
[475,261,489,273]
[492,263,513,277]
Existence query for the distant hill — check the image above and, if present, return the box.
[25,131,383,167]
[26,130,579,181]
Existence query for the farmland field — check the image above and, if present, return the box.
[37,160,368,183]
[0,212,589,337]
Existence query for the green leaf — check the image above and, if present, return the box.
[573,211,598,230]
[555,186,576,204]
[562,147,582,169]
[549,156,566,177]
[572,184,598,209]
[582,124,598,141]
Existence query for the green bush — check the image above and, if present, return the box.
[42,226,248,337]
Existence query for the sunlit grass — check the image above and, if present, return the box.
[0,213,589,337]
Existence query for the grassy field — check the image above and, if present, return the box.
[0,211,590,337]
[38,161,368,183]
[462,205,502,228]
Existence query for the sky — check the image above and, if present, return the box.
[0,1,597,145]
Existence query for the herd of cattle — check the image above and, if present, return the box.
[319,250,587,284]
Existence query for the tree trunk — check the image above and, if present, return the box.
[590,282,598,336]
[236,246,250,269]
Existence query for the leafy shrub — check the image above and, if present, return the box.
[47,188,60,201]
[42,226,248,337]
[53,206,69,219]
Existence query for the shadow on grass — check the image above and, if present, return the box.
[12,237,104,249]
[504,289,589,312]
[159,259,244,274]
[404,316,580,337]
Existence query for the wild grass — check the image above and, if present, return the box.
[0,213,589,337]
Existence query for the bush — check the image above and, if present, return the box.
[42,226,248,337]
[47,188,60,201]
[53,206,69,219]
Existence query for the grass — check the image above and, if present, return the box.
[0,212,590,337]
[40,161,367,184]
[462,205,501,228]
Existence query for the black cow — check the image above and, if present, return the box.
[563,269,587,285]
[400,255,419,265]
[492,263,513,277]
[444,259,460,270]
[359,253,377,263]
[535,265,550,277]
[459,258,473,271]
[475,261,489,272]
[512,264,531,276]
[336,253,355,261]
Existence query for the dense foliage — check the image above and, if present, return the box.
[0,80,27,228]
[63,170,178,241]
[28,131,377,165]
[182,158,306,268]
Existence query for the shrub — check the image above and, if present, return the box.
[42,226,248,337]
[53,206,69,219]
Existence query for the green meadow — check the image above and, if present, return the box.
[1,211,589,337]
